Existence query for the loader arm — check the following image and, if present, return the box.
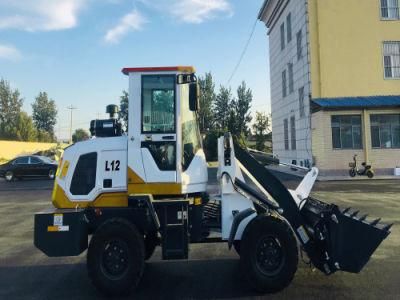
[233,141,391,275]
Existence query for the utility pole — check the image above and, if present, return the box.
[67,105,77,144]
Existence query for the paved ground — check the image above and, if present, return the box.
[0,176,399,299]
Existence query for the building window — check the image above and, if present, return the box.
[286,13,292,43]
[284,119,289,150]
[288,63,294,93]
[70,152,97,195]
[370,114,400,148]
[296,30,302,60]
[381,0,400,19]
[280,23,285,50]
[290,116,296,150]
[331,115,362,149]
[298,87,305,117]
[282,69,287,98]
[383,41,400,79]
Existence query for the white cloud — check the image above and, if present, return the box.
[138,0,233,24]
[0,0,87,31]
[0,44,21,61]
[171,0,232,24]
[104,9,147,44]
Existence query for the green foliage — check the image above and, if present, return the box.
[203,129,224,161]
[16,111,37,141]
[214,86,232,131]
[72,128,90,143]
[198,72,216,133]
[252,111,271,151]
[118,90,129,131]
[233,81,253,136]
[0,78,24,140]
[32,92,57,140]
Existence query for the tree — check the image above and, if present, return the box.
[32,92,57,141]
[252,111,271,151]
[214,86,232,131]
[234,81,253,136]
[72,128,90,143]
[0,78,24,140]
[198,72,216,132]
[119,90,129,131]
[16,112,37,141]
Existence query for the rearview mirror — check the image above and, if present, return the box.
[189,83,199,111]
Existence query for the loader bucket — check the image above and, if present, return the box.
[301,197,391,274]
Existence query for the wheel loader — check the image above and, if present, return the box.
[34,66,392,296]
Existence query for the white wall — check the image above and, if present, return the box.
[267,0,312,166]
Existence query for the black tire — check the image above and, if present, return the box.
[349,169,356,177]
[87,218,145,296]
[367,170,374,178]
[48,168,55,180]
[5,171,14,182]
[240,214,298,293]
[144,232,158,260]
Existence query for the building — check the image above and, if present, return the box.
[258,0,400,175]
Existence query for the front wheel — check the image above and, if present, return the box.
[5,171,14,182]
[367,170,374,178]
[240,214,298,293]
[87,218,145,296]
[349,169,356,177]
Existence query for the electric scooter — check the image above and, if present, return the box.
[349,154,374,178]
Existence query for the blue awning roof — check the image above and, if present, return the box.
[312,95,400,110]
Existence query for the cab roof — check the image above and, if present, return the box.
[122,66,195,75]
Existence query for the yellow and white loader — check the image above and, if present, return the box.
[34,66,391,296]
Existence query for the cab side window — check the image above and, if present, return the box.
[70,152,97,195]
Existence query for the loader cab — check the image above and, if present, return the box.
[122,66,207,196]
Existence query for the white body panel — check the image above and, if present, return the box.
[181,149,208,194]
[217,136,255,240]
[60,136,128,203]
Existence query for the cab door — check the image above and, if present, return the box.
[140,74,177,183]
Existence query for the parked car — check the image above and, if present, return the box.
[0,155,58,181]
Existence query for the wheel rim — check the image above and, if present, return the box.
[101,239,130,279]
[49,169,55,179]
[5,171,13,181]
[255,235,285,276]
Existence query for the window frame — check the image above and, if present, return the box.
[286,13,292,43]
[141,74,177,134]
[296,30,302,60]
[382,41,400,80]
[331,115,363,150]
[290,116,296,150]
[288,62,294,94]
[284,118,289,150]
[280,22,285,51]
[298,87,305,117]
[282,69,287,98]
[370,114,400,149]
[380,0,400,20]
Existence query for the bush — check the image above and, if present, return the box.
[203,130,224,162]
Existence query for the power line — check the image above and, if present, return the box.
[227,18,258,85]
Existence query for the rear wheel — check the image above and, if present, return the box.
[367,170,374,178]
[5,171,14,182]
[240,214,298,293]
[48,169,55,180]
[87,218,145,296]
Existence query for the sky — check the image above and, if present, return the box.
[0,0,270,140]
